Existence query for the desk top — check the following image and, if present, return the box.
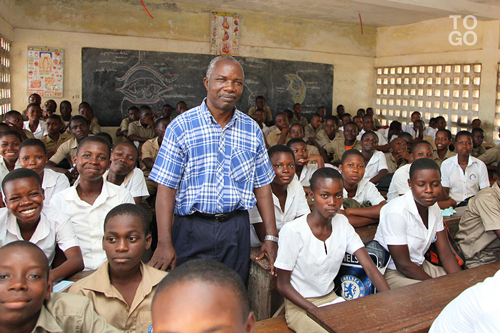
[308,261,500,333]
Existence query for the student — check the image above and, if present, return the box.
[249,145,310,246]
[152,259,256,333]
[440,131,489,207]
[42,99,57,119]
[353,115,363,132]
[316,116,342,156]
[336,104,345,118]
[385,137,410,173]
[290,124,320,156]
[21,93,42,121]
[267,112,291,147]
[304,113,323,144]
[69,203,167,332]
[275,168,389,332]
[339,113,352,131]
[59,100,73,128]
[398,131,414,152]
[253,108,270,136]
[356,115,388,148]
[116,106,139,138]
[471,127,486,158]
[435,116,447,130]
[156,103,173,120]
[433,129,456,167]
[0,169,83,285]
[127,105,155,152]
[283,109,294,124]
[330,121,361,163]
[0,241,119,333]
[142,118,169,200]
[41,114,72,158]
[413,120,436,150]
[105,141,149,205]
[359,131,388,184]
[4,110,33,140]
[287,138,324,192]
[375,158,461,289]
[51,136,134,270]
[0,130,21,184]
[95,132,114,148]
[248,96,272,125]
[176,100,188,114]
[291,103,308,127]
[79,102,101,134]
[19,139,70,205]
[339,150,386,227]
[23,103,47,140]
[403,111,421,135]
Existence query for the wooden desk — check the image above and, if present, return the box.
[308,261,500,333]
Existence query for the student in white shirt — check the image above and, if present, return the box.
[375,158,461,289]
[360,131,388,184]
[287,138,324,192]
[249,145,310,247]
[275,168,389,333]
[440,131,489,207]
[51,136,134,270]
[0,168,83,286]
[23,103,47,140]
[356,115,388,149]
[0,130,22,186]
[18,138,70,205]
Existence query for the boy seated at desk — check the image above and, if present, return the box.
[267,112,291,147]
[359,131,388,184]
[0,169,83,286]
[127,105,155,154]
[290,124,329,162]
[471,127,486,158]
[316,116,342,159]
[69,203,167,332]
[304,113,323,145]
[433,129,455,167]
[41,114,72,158]
[4,110,34,140]
[287,138,324,193]
[23,103,47,140]
[116,106,139,139]
[330,121,361,164]
[79,102,100,134]
[0,241,119,333]
[384,137,410,174]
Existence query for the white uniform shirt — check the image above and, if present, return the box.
[42,168,70,206]
[50,180,134,270]
[357,129,388,146]
[104,168,149,199]
[0,205,79,265]
[0,157,20,186]
[23,120,47,140]
[441,155,489,203]
[387,163,411,201]
[343,178,385,206]
[374,190,444,270]
[293,163,318,187]
[363,150,389,180]
[274,214,364,298]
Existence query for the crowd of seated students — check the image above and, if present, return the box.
[1,93,500,332]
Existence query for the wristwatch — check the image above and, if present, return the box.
[264,235,279,243]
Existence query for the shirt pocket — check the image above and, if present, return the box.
[230,149,256,183]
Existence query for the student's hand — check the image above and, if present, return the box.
[281,126,289,137]
[398,149,412,162]
[144,117,156,128]
[299,154,322,165]
[256,241,278,276]
[148,243,177,271]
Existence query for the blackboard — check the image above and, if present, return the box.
[82,48,333,126]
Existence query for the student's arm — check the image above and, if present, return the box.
[142,157,154,170]
[345,201,386,220]
[340,213,378,228]
[376,144,389,153]
[369,169,388,184]
[49,246,84,287]
[388,244,432,280]
[133,196,142,205]
[304,154,325,169]
[149,185,177,270]
[354,247,390,292]
[435,230,461,274]
[437,186,457,208]
[277,268,317,311]
[276,127,289,145]
[254,184,279,275]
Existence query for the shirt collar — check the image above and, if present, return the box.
[68,179,117,206]
[403,189,420,218]
[201,98,239,129]
[33,303,63,332]
[5,210,50,242]
[103,170,134,187]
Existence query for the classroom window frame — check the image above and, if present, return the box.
[0,35,11,116]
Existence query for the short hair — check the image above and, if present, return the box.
[409,158,441,180]
[139,105,152,113]
[362,114,373,120]
[353,115,362,122]
[78,102,92,110]
[162,104,172,109]
[69,115,89,127]
[310,167,343,192]
[0,123,9,131]
[154,259,250,322]
[343,121,358,130]
[206,56,244,80]
[274,112,287,123]
[104,203,151,235]
[95,132,113,147]
[268,144,294,162]
[336,104,344,110]
[47,114,62,123]
[411,140,433,154]
[389,120,402,131]
[19,138,47,155]
[2,168,42,192]
[45,99,57,109]
[0,130,22,142]
[0,241,49,280]
[176,101,186,106]
[342,113,352,120]
[472,127,484,135]
[76,136,111,158]
[455,130,472,142]
[436,129,452,140]
[411,111,421,117]
[293,103,301,108]
[414,119,425,126]
[283,109,293,118]
[128,106,139,112]
[290,123,305,131]
[254,108,265,115]
[435,116,445,122]
[286,138,306,148]
[155,118,170,129]
[113,141,139,163]
[27,103,41,110]
[311,113,322,120]
[29,93,41,101]
[4,110,21,119]
[361,130,378,141]
[341,149,364,165]
[60,100,72,107]
[256,96,265,101]
[398,132,413,141]
[325,115,339,126]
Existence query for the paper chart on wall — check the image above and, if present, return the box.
[27,46,64,97]
[210,12,240,56]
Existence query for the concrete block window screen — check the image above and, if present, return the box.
[0,35,11,116]
[374,64,481,135]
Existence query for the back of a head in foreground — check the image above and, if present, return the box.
[153,259,254,332]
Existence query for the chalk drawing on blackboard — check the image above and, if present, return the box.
[115,51,179,117]
[284,74,306,104]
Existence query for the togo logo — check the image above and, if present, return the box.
[148,324,153,333]
[470,174,476,181]
[340,275,365,299]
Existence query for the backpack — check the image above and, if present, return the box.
[424,220,467,269]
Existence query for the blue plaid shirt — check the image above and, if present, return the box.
[149,100,274,216]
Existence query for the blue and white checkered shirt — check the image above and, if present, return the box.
[149,99,274,216]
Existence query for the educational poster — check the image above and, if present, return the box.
[27,47,64,97]
[210,12,240,56]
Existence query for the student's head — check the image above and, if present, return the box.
[436,116,447,130]
[366,107,374,117]
[59,100,72,119]
[411,140,434,161]
[0,241,51,330]
[160,104,173,119]
[274,113,289,130]
[0,123,10,133]
[293,103,302,115]
[253,109,265,124]
[309,168,344,218]
[19,139,47,176]
[289,124,305,139]
[336,104,345,117]
[471,118,482,129]
[455,131,473,157]
[42,99,57,117]
[325,116,338,138]
[429,117,437,129]
[388,120,402,137]
[128,106,140,121]
[155,118,170,140]
[362,115,375,131]
[389,137,408,155]
[310,113,322,130]
[409,158,441,208]
[411,111,421,123]
[398,132,413,152]
[28,93,42,105]
[283,109,293,122]
[360,131,378,153]
[356,108,365,118]
[472,128,484,148]
[434,129,452,152]
[287,138,308,166]
[353,116,363,130]
[317,106,326,118]
[109,142,138,176]
[268,145,295,186]
[95,132,114,148]
[74,136,111,181]
[343,122,359,142]
[139,105,153,124]
[152,259,255,333]
[414,119,425,133]
[176,101,188,114]
[78,102,94,122]
[255,96,265,109]
[103,203,152,274]
[4,110,23,129]
[46,114,63,136]
[339,149,365,186]
[68,115,90,141]
[27,103,42,122]
[0,130,21,164]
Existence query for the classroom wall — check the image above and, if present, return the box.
[2,1,377,121]
[0,15,13,41]
[376,18,500,141]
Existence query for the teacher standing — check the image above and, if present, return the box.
[148,55,278,281]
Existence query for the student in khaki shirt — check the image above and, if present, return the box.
[432,129,456,167]
[128,106,155,154]
[0,241,119,333]
[116,106,139,139]
[304,113,323,144]
[384,137,410,173]
[41,114,72,158]
[316,116,343,156]
[266,112,291,147]
[331,121,361,163]
[247,96,272,125]
[142,118,169,197]
[79,102,101,134]
[69,204,167,333]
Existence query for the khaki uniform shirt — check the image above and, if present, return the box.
[266,127,291,147]
[69,262,167,333]
[432,149,456,167]
[89,117,101,134]
[24,128,35,139]
[33,292,120,332]
[472,145,486,158]
[42,133,73,156]
[120,118,131,132]
[307,144,319,157]
[305,123,321,140]
[317,130,343,155]
[128,121,154,140]
[141,137,160,176]
[291,115,308,128]
[49,137,79,165]
[330,138,362,163]
[456,182,500,268]
[478,145,500,167]
[385,152,408,174]
[248,105,272,123]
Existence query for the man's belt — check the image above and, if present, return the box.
[192,210,241,222]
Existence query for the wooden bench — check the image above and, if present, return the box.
[308,261,500,333]
[255,315,293,333]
